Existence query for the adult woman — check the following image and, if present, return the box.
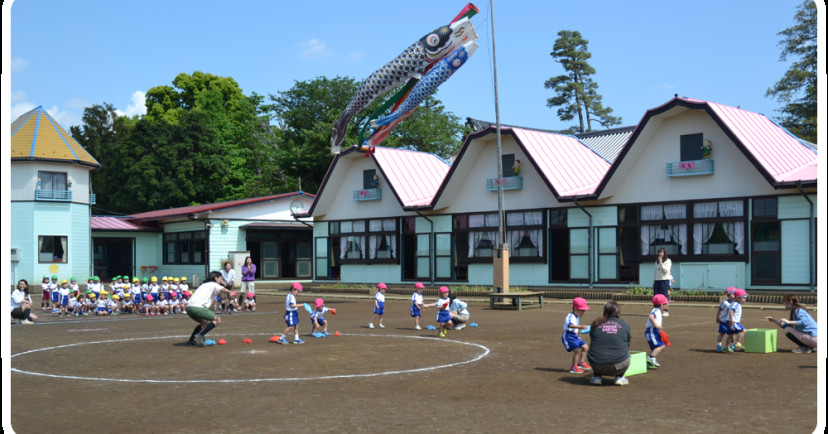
[587,301,631,386]
[11,279,38,324]
[653,247,672,317]
[240,256,256,304]
[220,261,237,313]
[765,295,817,353]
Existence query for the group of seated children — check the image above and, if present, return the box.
[40,274,197,317]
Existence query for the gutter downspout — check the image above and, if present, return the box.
[415,210,435,286]
[204,219,211,281]
[797,182,815,292]
[573,199,593,289]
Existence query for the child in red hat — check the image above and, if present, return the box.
[645,294,670,368]
[562,297,592,373]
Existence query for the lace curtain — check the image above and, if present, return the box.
[693,202,717,254]
[719,200,744,254]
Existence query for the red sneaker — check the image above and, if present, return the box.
[569,366,584,374]
[578,362,592,370]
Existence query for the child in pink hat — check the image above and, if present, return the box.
[645,294,670,368]
[562,297,592,373]
[310,298,332,336]
[434,286,452,337]
[728,289,749,351]
[716,287,738,352]
[410,282,426,330]
[369,283,387,329]
[244,292,256,312]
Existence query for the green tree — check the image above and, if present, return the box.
[377,94,464,161]
[766,0,817,143]
[545,30,621,133]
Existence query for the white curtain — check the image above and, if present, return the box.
[469,214,485,228]
[339,237,348,260]
[484,213,499,227]
[664,204,688,255]
[369,235,380,259]
[382,219,397,258]
[528,229,543,257]
[469,231,496,258]
[640,205,662,254]
[59,236,67,262]
[507,230,523,251]
[719,200,745,254]
[693,202,717,254]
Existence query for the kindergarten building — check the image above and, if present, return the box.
[305,96,818,292]
[9,106,314,286]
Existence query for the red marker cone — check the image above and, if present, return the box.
[334,331,340,336]
[218,338,226,345]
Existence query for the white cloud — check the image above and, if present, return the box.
[10,101,37,121]
[298,38,333,61]
[10,96,82,129]
[11,57,30,74]
[123,90,147,117]
[11,90,28,103]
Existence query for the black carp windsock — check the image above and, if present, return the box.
[330,8,478,154]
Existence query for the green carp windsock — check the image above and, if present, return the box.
[365,40,477,147]
[330,4,478,154]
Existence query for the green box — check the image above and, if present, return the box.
[625,351,648,376]
[745,328,777,353]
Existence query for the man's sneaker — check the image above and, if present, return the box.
[578,361,592,370]
[662,311,670,317]
[614,376,629,386]
[589,375,602,385]
[647,357,660,369]
[792,346,813,353]
[414,325,422,330]
[455,323,466,330]
[293,338,305,344]
[193,334,206,347]
[368,323,374,329]
[277,337,289,345]
[378,323,385,328]
[21,319,34,325]
[716,343,723,353]
[569,366,584,374]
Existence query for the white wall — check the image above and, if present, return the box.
[11,161,94,204]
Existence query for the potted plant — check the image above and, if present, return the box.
[701,139,713,159]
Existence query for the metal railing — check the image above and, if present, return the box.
[666,159,714,177]
[353,188,382,201]
[486,175,523,191]
[35,189,73,201]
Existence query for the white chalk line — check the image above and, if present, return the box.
[11,332,491,383]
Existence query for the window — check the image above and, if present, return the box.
[502,154,516,176]
[163,231,205,264]
[680,134,703,161]
[641,204,688,256]
[38,171,68,190]
[753,198,777,218]
[456,210,545,262]
[692,200,745,255]
[363,169,378,189]
[39,236,67,263]
[751,197,780,284]
[334,219,398,263]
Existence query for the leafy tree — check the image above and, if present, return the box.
[766,0,817,143]
[545,30,621,133]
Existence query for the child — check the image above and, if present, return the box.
[562,297,592,373]
[49,275,60,313]
[121,293,134,314]
[310,298,331,335]
[108,294,121,315]
[95,292,108,316]
[369,283,387,329]
[434,286,452,337]
[41,275,51,310]
[88,276,102,299]
[645,294,669,368]
[180,291,190,311]
[179,276,189,295]
[716,287,737,352]
[58,280,72,317]
[69,277,80,294]
[143,294,154,316]
[85,292,97,314]
[410,282,426,330]
[155,293,169,315]
[244,292,256,312]
[277,282,305,344]
[168,291,181,314]
[728,289,749,352]
[148,276,160,302]
[68,290,80,316]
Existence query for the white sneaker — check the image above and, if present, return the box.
[414,325,422,330]
[454,323,466,330]
[589,376,602,385]
[21,319,34,325]
[614,376,629,386]
[662,311,670,317]
[378,323,385,328]
[368,323,374,329]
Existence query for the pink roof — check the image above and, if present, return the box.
[373,147,450,207]
[129,193,313,221]
[511,128,612,197]
[704,101,817,183]
[91,216,148,231]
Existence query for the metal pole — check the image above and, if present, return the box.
[491,0,505,246]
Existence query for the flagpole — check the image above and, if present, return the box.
[490,0,509,293]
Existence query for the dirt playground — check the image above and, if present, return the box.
[8,293,820,433]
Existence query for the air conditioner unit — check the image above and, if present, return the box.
[10,248,21,262]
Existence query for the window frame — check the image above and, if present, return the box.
[163,231,206,265]
[330,218,399,264]
[38,235,68,263]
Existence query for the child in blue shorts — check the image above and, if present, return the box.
[434,286,452,337]
[562,297,591,373]
[410,282,426,330]
[645,294,669,368]
[369,283,387,329]
[728,289,749,351]
[716,287,737,352]
[277,282,305,344]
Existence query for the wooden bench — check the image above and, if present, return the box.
[488,292,544,310]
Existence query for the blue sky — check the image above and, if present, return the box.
[4,0,816,133]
